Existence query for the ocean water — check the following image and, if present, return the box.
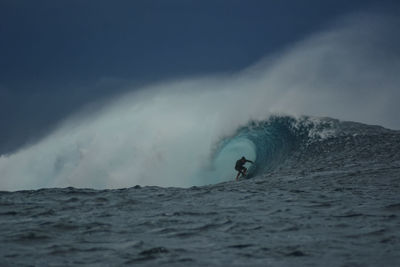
[1,116,400,266]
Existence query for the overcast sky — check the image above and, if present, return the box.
[0,0,399,154]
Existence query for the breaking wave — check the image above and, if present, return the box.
[0,12,399,191]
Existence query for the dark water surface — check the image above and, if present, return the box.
[1,120,400,266]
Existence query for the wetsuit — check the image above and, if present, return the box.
[235,158,253,173]
[235,158,247,172]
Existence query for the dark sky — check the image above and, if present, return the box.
[0,0,398,154]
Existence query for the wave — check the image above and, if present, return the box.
[0,12,399,191]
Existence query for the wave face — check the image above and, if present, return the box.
[213,116,336,179]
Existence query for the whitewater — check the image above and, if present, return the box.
[1,13,400,266]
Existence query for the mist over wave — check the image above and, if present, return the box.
[0,12,399,191]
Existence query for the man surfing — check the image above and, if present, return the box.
[235,156,254,181]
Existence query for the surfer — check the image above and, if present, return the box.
[235,156,254,181]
